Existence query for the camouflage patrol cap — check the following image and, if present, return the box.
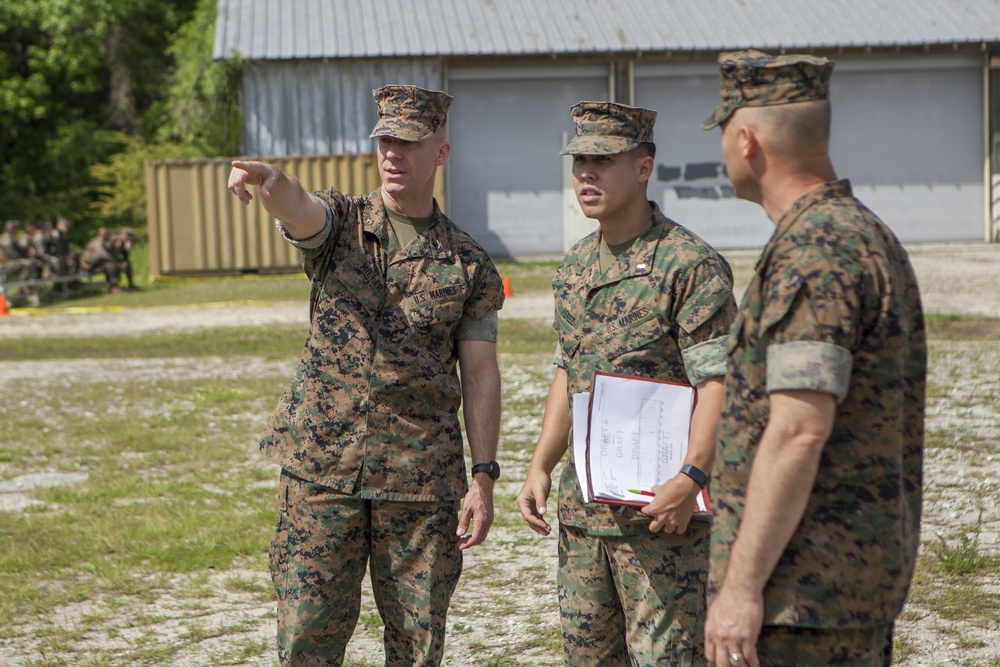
[370,85,453,142]
[701,49,834,130]
[560,101,656,156]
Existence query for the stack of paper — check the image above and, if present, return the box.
[573,371,710,520]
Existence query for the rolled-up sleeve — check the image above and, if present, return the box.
[682,335,730,386]
[767,341,853,403]
[455,311,499,342]
[676,258,737,385]
[761,245,862,403]
[552,342,566,369]
[276,199,333,252]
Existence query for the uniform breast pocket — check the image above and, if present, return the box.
[311,303,363,353]
[601,312,667,361]
[403,285,466,329]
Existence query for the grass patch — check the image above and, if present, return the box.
[931,510,992,576]
[0,373,277,622]
[3,276,1000,666]
[359,611,383,638]
[892,635,917,662]
[32,254,562,313]
[925,313,1000,340]
[224,574,273,601]
[498,320,557,355]
[44,243,311,311]
[494,260,560,294]
[0,322,308,361]
[907,550,1000,628]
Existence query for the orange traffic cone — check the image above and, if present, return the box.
[0,287,8,316]
[502,276,514,298]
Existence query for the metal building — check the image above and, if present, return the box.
[214,0,1000,255]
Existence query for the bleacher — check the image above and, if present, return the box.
[0,269,103,305]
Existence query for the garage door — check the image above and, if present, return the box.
[636,62,772,248]
[635,55,984,248]
[448,67,608,257]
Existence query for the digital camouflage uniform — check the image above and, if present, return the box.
[265,86,504,666]
[30,226,61,277]
[704,51,927,666]
[555,102,737,667]
[700,50,834,131]
[79,233,124,288]
[0,226,41,284]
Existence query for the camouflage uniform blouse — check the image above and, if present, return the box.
[261,189,504,502]
[711,180,926,627]
[0,232,24,262]
[555,204,736,535]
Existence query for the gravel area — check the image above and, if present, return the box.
[2,242,998,340]
[1,241,998,666]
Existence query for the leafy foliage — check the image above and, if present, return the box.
[0,0,237,244]
[90,135,201,229]
[0,0,112,234]
[155,0,243,156]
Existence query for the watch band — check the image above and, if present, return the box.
[679,464,708,489]
[471,461,501,481]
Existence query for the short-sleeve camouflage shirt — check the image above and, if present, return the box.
[554,204,737,535]
[261,189,504,502]
[711,180,927,627]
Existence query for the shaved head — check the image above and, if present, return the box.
[720,98,838,217]
[427,126,449,147]
[732,99,832,157]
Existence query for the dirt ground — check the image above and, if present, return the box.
[1,241,999,666]
[2,242,999,339]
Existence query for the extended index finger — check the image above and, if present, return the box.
[227,162,257,204]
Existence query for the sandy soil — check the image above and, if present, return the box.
[2,242,999,340]
[1,241,998,666]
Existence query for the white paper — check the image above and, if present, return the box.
[587,373,695,504]
[572,391,591,503]
[695,490,708,513]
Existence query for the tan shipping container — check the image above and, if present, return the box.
[145,154,446,277]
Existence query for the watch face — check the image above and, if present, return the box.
[681,464,707,488]
[474,462,500,480]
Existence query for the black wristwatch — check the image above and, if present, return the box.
[471,461,501,481]
[679,464,708,489]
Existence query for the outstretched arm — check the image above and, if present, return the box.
[227,160,327,240]
[456,339,501,551]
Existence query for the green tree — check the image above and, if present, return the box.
[156,0,242,156]
[0,0,110,231]
[90,136,201,230]
[91,0,243,232]
[0,0,198,242]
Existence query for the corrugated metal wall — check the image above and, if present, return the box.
[992,66,1000,242]
[635,56,986,247]
[214,0,1000,60]
[992,174,1000,242]
[145,154,381,276]
[242,59,442,156]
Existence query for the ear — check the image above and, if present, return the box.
[436,140,451,166]
[636,154,654,184]
[738,125,759,159]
